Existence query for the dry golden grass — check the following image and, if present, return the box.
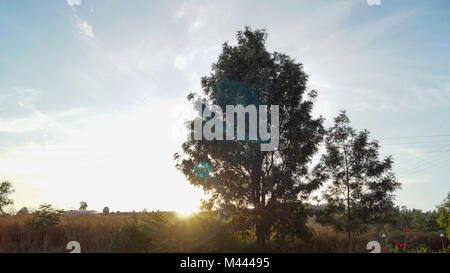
[0,214,127,253]
[0,213,375,253]
[294,222,373,253]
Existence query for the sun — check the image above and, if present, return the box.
[175,208,197,219]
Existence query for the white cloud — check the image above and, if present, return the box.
[66,0,81,8]
[174,53,195,70]
[173,2,223,32]
[76,18,95,39]
[67,0,93,40]
[189,18,207,32]
[174,55,187,70]
[173,5,186,19]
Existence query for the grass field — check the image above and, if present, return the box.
[1,212,445,253]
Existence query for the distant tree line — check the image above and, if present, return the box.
[313,193,449,236]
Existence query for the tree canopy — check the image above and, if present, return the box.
[79,201,88,211]
[175,27,324,251]
[0,181,14,214]
[313,111,401,252]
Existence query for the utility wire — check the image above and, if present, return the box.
[381,143,450,150]
[380,149,450,156]
[394,149,450,173]
[397,154,450,180]
[396,151,450,178]
[379,134,450,140]
[382,140,450,146]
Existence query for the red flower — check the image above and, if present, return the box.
[413,236,417,240]
[394,239,406,249]
[401,228,411,233]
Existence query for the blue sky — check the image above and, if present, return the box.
[0,0,449,212]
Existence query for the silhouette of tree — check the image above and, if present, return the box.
[79,201,88,211]
[25,204,64,229]
[313,111,401,252]
[17,206,29,215]
[175,27,324,251]
[0,181,14,214]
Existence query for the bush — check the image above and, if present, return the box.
[293,223,372,253]
[384,231,445,252]
[25,204,64,230]
[110,215,153,253]
[415,245,431,253]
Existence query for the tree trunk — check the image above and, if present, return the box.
[347,230,352,253]
[256,221,266,252]
[256,155,266,253]
[345,149,352,253]
[347,193,352,253]
[347,194,352,253]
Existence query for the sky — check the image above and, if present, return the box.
[0,0,449,213]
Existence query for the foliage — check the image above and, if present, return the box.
[16,207,29,215]
[0,210,448,253]
[415,245,431,253]
[384,230,445,253]
[437,192,449,239]
[0,181,14,214]
[175,27,324,251]
[25,204,64,229]
[79,201,88,211]
[436,246,450,253]
[384,206,441,233]
[110,210,255,253]
[110,214,154,253]
[412,210,440,231]
[313,111,401,252]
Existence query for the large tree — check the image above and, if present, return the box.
[175,27,324,251]
[313,111,401,252]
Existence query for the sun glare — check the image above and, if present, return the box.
[176,209,197,219]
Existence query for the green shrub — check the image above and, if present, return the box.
[384,231,444,252]
[436,246,450,253]
[25,204,64,230]
[415,245,431,253]
[110,215,153,252]
[437,193,449,239]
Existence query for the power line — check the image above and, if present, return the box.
[394,150,450,173]
[305,133,450,179]
[382,140,450,146]
[381,143,450,150]
[381,149,450,156]
[390,147,450,170]
[396,151,450,178]
[397,154,450,180]
[379,134,450,140]
[318,135,450,147]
